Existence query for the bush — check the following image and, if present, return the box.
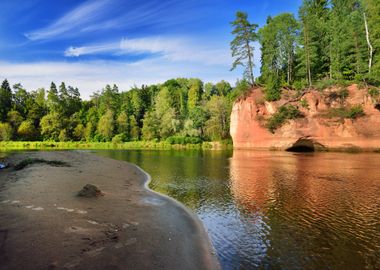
[314,79,336,91]
[112,133,127,144]
[347,105,365,119]
[327,105,365,119]
[300,99,309,109]
[166,136,202,145]
[266,105,302,133]
[327,88,349,103]
[368,88,380,99]
[292,79,309,91]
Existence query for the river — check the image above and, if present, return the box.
[93,149,380,270]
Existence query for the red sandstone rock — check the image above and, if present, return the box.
[230,84,380,151]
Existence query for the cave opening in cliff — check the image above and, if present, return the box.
[375,104,380,111]
[286,139,315,152]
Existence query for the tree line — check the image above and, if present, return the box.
[231,0,380,101]
[0,78,249,142]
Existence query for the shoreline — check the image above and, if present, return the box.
[0,151,220,270]
[0,141,233,151]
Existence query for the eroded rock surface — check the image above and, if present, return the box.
[230,84,380,151]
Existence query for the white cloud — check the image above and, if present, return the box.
[25,0,111,41]
[0,59,244,99]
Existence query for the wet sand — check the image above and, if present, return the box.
[0,151,220,270]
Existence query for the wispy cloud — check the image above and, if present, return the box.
[80,0,199,32]
[64,36,232,65]
[25,0,111,41]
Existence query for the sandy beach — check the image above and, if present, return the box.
[0,151,220,270]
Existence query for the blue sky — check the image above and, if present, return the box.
[0,0,301,98]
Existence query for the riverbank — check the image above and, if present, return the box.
[0,151,219,270]
[0,141,232,151]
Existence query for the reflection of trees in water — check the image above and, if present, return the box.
[229,150,380,269]
[96,150,234,210]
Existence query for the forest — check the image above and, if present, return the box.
[0,78,248,143]
[0,0,379,144]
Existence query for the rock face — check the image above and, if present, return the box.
[230,84,380,151]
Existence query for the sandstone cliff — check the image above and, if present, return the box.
[230,84,380,151]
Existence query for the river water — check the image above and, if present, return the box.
[93,150,380,270]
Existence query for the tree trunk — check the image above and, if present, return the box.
[304,22,312,86]
[246,39,255,85]
[363,12,373,74]
[287,52,291,84]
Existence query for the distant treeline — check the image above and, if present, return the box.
[0,78,249,143]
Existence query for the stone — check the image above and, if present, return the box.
[77,184,103,198]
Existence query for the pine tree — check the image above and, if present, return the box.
[0,79,12,122]
[230,11,259,85]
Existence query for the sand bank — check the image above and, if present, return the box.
[0,151,220,270]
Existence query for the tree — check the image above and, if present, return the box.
[7,110,23,136]
[330,0,367,80]
[47,82,61,113]
[116,111,129,135]
[97,110,114,141]
[230,11,259,85]
[187,79,203,111]
[73,124,85,141]
[0,122,12,141]
[0,79,12,122]
[204,96,230,140]
[40,112,64,141]
[17,120,38,141]
[129,115,140,140]
[362,0,380,78]
[142,111,159,140]
[299,0,330,85]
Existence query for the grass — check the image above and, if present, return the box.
[14,158,70,170]
[0,140,230,151]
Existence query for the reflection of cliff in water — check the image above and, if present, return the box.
[229,150,380,269]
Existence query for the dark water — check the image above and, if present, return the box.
[93,150,380,270]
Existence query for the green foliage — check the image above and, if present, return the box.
[259,13,299,85]
[314,79,337,91]
[368,88,380,98]
[204,96,230,140]
[112,133,127,144]
[300,98,309,109]
[266,105,302,133]
[17,120,38,141]
[40,112,63,141]
[58,129,69,142]
[264,76,281,101]
[230,79,250,100]
[0,122,12,141]
[327,105,365,119]
[97,110,114,141]
[0,79,12,122]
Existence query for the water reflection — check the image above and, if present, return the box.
[93,150,380,269]
[230,150,380,269]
